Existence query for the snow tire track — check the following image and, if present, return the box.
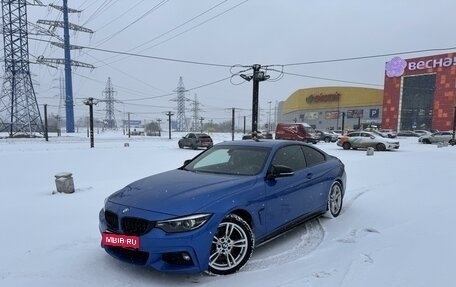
[244,218,325,272]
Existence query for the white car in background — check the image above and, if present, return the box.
[419,131,454,144]
[337,131,400,151]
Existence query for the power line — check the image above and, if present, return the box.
[94,0,169,47]
[135,0,249,53]
[29,36,232,67]
[94,0,229,66]
[93,0,147,33]
[280,46,456,66]
[270,69,383,87]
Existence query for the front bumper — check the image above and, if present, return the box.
[98,202,217,273]
[386,142,400,150]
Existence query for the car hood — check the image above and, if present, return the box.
[107,169,257,216]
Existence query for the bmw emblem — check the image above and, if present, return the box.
[122,208,129,214]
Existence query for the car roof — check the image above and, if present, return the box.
[215,139,309,149]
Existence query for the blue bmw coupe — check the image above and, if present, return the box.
[99,140,346,275]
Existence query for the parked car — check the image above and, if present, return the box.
[99,140,346,275]
[379,129,397,138]
[315,129,338,142]
[337,131,400,151]
[178,133,213,149]
[418,131,454,144]
[275,122,319,144]
[397,130,420,137]
[242,131,273,140]
[414,130,432,136]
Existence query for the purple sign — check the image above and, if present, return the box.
[385,56,407,77]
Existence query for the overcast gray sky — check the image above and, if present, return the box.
[23,0,456,126]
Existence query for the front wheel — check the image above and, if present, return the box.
[376,143,386,151]
[207,214,254,275]
[325,182,343,218]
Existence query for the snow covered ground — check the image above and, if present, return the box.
[1,131,455,287]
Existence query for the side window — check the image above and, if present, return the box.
[301,146,326,167]
[272,145,307,171]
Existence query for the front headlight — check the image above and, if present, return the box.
[156,213,212,233]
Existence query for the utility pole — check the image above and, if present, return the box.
[37,1,94,133]
[240,64,269,138]
[231,108,235,141]
[127,112,131,138]
[166,111,174,139]
[341,112,346,135]
[199,117,204,133]
[157,118,162,137]
[43,104,48,141]
[268,101,272,133]
[84,98,96,148]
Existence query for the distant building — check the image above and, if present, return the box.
[277,87,383,130]
[383,53,456,131]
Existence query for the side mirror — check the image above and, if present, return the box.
[183,159,192,166]
[266,165,294,180]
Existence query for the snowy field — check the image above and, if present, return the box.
[1,131,455,287]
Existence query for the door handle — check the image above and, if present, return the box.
[306,173,312,179]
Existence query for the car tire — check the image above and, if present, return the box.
[376,143,386,151]
[422,139,431,144]
[324,137,331,143]
[325,182,343,218]
[178,142,183,149]
[207,214,254,275]
[342,142,351,150]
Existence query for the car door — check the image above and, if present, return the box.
[360,132,378,148]
[264,145,322,232]
[183,133,196,147]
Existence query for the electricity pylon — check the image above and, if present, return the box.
[0,0,45,136]
[171,76,189,132]
[102,77,117,129]
[37,0,93,133]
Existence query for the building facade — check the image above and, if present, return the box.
[383,53,456,131]
[278,87,383,130]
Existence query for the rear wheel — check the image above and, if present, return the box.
[207,214,254,275]
[342,142,351,150]
[324,137,331,143]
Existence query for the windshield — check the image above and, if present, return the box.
[184,146,270,176]
[304,125,316,134]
